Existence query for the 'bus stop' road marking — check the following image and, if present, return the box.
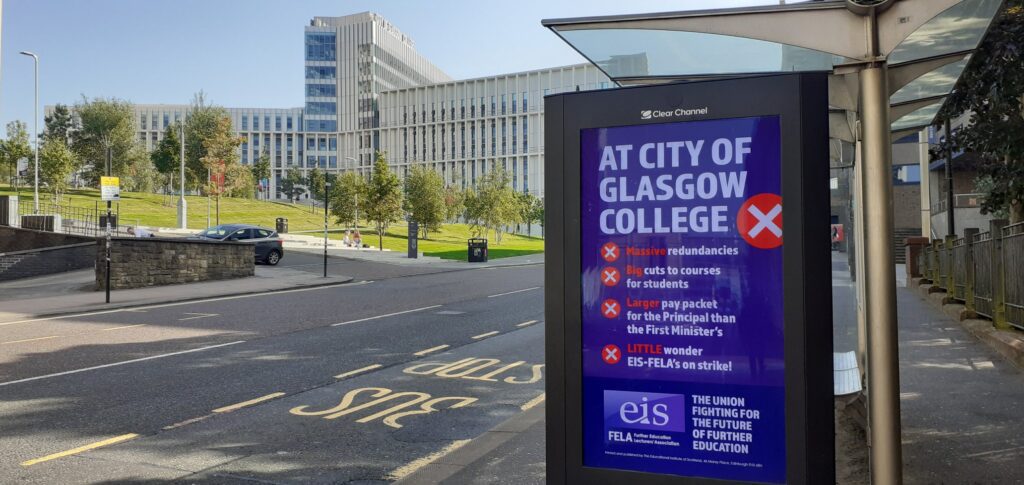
[213,392,287,413]
[334,364,383,379]
[21,433,140,467]
[472,331,500,340]
[414,345,450,356]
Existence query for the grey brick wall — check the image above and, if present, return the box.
[0,243,96,281]
[95,238,255,290]
[0,226,95,253]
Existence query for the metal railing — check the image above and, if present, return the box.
[919,220,1024,331]
[14,198,129,237]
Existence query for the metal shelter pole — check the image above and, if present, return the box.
[944,118,955,237]
[861,63,903,485]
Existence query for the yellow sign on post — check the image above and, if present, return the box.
[100,176,120,201]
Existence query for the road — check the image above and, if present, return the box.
[0,255,545,484]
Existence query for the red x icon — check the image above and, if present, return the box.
[601,267,620,287]
[737,193,783,250]
[602,299,621,319]
[602,344,621,364]
[601,242,620,263]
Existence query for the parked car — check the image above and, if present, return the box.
[193,224,284,265]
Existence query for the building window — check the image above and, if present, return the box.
[330,138,337,150]
[141,114,147,130]
[492,96,497,115]
[306,84,337,97]
[523,159,529,193]
[305,32,337,61]
[264,116,271,129]
[275,116,282,131]
[522,116,528,152]
[329,156,337,168]
[163,114,169,128]
[460,99,465,119]
[287,117,293,130]
[254,116,260,130]
[306,102,337,115]
[305,66,336,80]
[511,93,516,114]
[522,92,528,112]
[242,115,248,130]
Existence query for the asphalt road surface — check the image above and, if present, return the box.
[0,257,545,484]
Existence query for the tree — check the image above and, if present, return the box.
[184,91,237,191]
[329,171,367,229]
[937,2,1024,223]
[307,167,326,202]
[200,116,245,221]
[280,168,306,202]
[250,150,271,200]
[0,121,31,187]
[363,152,404,250]
[151,123,181,203]
[515,192,539,237]
[470,166,518,243]
[443,185,465,223]
[404,164,446,239]
[532,196,545,238]
[43,104,75,144]
[39,139,78,201]
[71,96,143,185]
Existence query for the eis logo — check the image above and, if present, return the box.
[604,390,686,437]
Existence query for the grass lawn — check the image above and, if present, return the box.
[0,186,544,261]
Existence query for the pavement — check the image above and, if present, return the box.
[0,265,352,323]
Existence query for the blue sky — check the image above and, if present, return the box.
[0,0,780,132]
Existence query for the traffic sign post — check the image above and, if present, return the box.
[545,73,833,484]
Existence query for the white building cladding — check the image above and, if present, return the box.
[378,65,608,195]
[122,12,609,199]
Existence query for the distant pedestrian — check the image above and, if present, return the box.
[343,230,352,247]
[127,226,153,238]
[353,230,362,248]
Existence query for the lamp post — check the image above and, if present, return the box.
[344,156,358,227]
[323,181,331,278]
[178,119,187,229]
[19,51,38,213]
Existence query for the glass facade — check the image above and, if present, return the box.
[305,32,337,61]
[306,84,338,97]
[306,66,336,79]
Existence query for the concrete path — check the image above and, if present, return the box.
[0,266,351,323]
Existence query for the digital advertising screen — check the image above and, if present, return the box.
[579,115,786,484]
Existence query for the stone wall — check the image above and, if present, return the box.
[0,225,95,252]
[0,243,96,281]
[96,238,254,290]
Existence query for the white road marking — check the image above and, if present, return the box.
[516,319,539,328]
[472,331,499,340]
[0,281,372,327]
[331,305,442,327]
[1,335,62,345]
[0,341,246,388]
[101,324,147,331]
[212,392,286,413]
[334,364,383,379]
[178,312,219,321]
[414,345,450,356]
[487,287,540,298]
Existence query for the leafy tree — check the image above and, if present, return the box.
[403,164,446,239]
[43,104,75,144]
[184,91,237,191]
[363,152,404,250]
[470,167,518,243]
[151,123,182,202]
[71,96,143,185]
[250,150,271,200]
[532,196,545,238]
[307,167,326,202]
[200,116,245,220]
[280,167,306,202]
[443,185,465,223]
[515,192,540,237]
[1,121,31,186]
[39,138,77,201]
[936,2,1024,222]
[330,171,367,229]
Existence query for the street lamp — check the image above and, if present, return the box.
[323,181,331,278]
[19,51,38,214]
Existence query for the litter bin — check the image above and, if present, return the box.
[468,238,488,263]
[276,217,288,234]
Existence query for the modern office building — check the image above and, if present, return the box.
[120,12,609,199]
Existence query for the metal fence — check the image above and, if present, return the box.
[919,220,1024,331]
[14,198,129,237]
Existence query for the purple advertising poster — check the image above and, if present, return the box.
[580,116,785,483]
